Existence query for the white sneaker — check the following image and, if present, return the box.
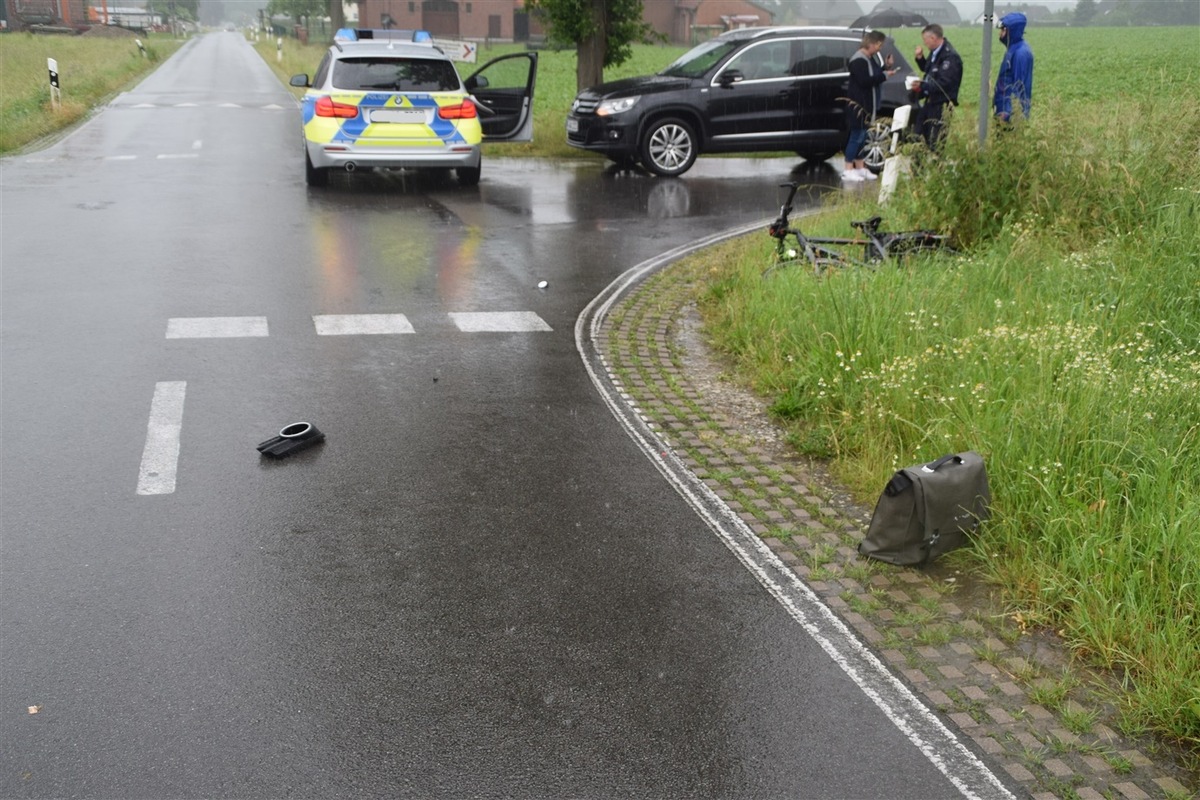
[841,169,864,182]
[857,168,878,181]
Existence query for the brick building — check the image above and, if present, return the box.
[354,0,776,44]
[3,0,88,29]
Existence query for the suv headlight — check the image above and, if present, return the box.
[596,96,640,117]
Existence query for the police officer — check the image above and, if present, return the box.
[911,24,963,151]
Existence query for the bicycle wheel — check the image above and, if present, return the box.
[881,231,957,260]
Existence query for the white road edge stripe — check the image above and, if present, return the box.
[136,381,186,496]
[576,224,1017,800]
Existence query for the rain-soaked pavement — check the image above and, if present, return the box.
[0,32,1014,798]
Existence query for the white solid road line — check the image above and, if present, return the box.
[577,225,1017,800]
[136,381,186,496]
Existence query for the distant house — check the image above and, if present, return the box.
[3,0,88,29]
[643,0,777,44]
[354,0,775,44]
[86,4,163,29]
[863,0,960,25]
[355,0,543,42]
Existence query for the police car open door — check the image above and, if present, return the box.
[464,53,538,142]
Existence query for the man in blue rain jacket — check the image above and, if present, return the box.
[993,12,1034,121]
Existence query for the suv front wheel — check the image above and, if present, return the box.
[639,118,698,177]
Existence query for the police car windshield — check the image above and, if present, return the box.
[333,57,460,92]
[660,40,740,78]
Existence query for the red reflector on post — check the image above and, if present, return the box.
[315,96,359,119]
[437,99,477,120]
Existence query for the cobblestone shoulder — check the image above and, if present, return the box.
[600,258,1199,800]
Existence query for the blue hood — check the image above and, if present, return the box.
[1000,12,1027,44]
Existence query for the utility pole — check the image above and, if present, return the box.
[977,0,995,145]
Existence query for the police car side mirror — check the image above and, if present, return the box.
[464,75,488,92]
[289,74,310,88]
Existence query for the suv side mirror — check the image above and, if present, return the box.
[289,74,310,88]
[718,70,744,87]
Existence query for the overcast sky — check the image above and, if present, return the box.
[946,0,1078,16]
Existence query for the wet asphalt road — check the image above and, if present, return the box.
[1,33,1001,798]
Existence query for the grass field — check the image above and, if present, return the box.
[686,26,1200,754]
[0,32,181,153]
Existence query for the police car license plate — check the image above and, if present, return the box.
[371,108,429,124]
[565,118,579,133]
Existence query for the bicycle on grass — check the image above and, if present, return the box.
[766,181,956,275]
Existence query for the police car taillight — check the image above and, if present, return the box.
[315,96,359,118]
[438,99,477,120]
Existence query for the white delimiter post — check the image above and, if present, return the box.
[47,58,60,109]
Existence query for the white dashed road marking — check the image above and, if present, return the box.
[166,317,269,338]
[136,381,186,496]
[145,310,551,494]
[313,313,415,335]
[449,311,552,332]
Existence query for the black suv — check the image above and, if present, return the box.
[566,26,911,177]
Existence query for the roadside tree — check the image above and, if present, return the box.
[527,0,659,91]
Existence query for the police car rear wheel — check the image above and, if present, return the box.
[457,165,481,187]
[305,151,329,187]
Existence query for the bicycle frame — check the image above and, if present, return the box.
[768,182,955,274]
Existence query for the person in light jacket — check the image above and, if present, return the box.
[993,11,1034,121]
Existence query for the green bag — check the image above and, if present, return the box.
[859,452,991,566]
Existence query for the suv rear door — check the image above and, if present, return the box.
[793,36,859,136]
[464,53,538,142]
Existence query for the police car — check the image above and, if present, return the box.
[289,29,537,187]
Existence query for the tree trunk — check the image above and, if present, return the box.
[576,0,606,91]
[330,0,344,32]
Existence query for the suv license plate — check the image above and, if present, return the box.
[371,108,428,124]
[565,118,579,133]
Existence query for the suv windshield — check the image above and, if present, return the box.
[659,40,741,78]
[332,57,460,92]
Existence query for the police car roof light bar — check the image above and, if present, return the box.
[334,28,434,43]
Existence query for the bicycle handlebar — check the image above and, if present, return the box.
[770,182,802,237]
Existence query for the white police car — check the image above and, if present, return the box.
[290,29,537,186]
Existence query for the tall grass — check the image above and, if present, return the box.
[697,32,1200,749]
[0,33,179,153]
